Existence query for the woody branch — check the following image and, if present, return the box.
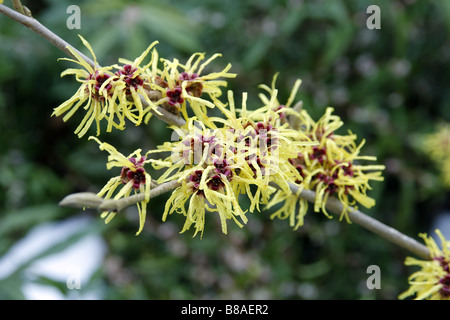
[0,2,430,260]
[0,3,185,127]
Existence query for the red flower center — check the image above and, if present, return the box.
[188,170,205,196]
[87,71,114,101]
[167,87,184,106]
[179,72,198,81]
[310,146,327,162]
[115,64,145,94]
[214,159,233,180]
[207,175,225,191]
[316,171,339,195]
[439,274,450,297]
[120,156,147,190]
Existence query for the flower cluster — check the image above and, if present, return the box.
[420,123,450,187]
[292,107,384,222]
[150,52,235,126]
[151,90,315,237]
[399,229,450,300]
[89,137,152,235]
[55,36,385,238]
[53,35,235,137]
[153,119,249,237]
[261,80,385,229]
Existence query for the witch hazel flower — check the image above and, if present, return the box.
[169,159,245,238]
[166,87,184,107]
[420,122,450,188]
[256,75,384,228]
[304,135,385,222]
[162,164,246,238]
[399,229,450,300]
[258,72,304,122]
[53,36,164,137]
[54,36,237,137]
[112,41,162,126]
[151,119,248,237]
[89,136,152,235]
[212,89,316,212]
[285,107,384,224]
[151,51,236,127]
[176,52,235,96]
[52,35,119,137]
[120,156,147,189]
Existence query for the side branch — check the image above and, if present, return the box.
[59,180,180,212]
[141,95,186,128]
[3,2,429,260]
[0,3,96,69]
[288,183,431,260]
[0,4,186,128]
[60,177,430,259]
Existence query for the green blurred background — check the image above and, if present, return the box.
[0,0,449,300]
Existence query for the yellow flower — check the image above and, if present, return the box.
[111,40,161,127]
[258,72,303,122]
[148,51,236,126]
[420,123,450,187]
[213,89,316,212]
[152,119,249,237]
[266,188,309,230]
[53,36,163,137]
[52,35,120,137]
[421,123,450,163]
[151,92,314,236]
[89,137,152,235]
[257,75,384,228]
[443,158,450,187]
[54,38,237,137]
[399,229,450,300]
[163,166,247,238]
[292,107,384,223]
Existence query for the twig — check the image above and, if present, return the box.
[288,183,431,260]
[141,95,186,127]
[60,178,430,259]
[0,3,95,68]
[59,180,181,212]
[0,3,186,128]
[2,2,430,260]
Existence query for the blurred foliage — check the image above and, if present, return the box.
[0,0,449,300]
